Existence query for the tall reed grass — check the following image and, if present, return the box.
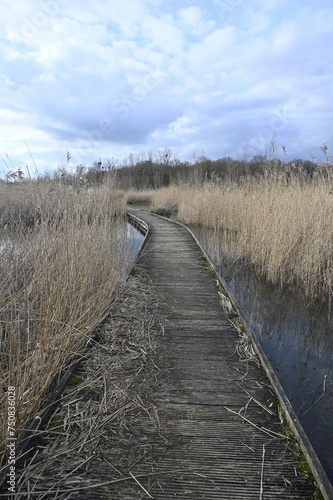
[0,178,130,466]
[125,189,155,205]
[145,172,333,305]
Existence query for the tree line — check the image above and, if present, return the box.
[83,148,328,190]
[4,146,329,188]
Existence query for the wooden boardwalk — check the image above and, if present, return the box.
[124,209,318,499]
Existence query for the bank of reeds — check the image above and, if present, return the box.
[12,271,163,499]
[126,189,154,206]
[0,179,130,467]
[143,171,333,304]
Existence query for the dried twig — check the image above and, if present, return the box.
[129,471,154,498]
[237,383,275,415]
[260,444,266,500]
[224,406,288,440]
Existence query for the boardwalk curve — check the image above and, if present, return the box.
[125,209,321,499]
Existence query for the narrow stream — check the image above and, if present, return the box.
[189,225,333,484]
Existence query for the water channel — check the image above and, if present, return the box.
[126,221,145,258]
[188,225,333,485]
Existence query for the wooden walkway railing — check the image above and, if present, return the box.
[124,209,332,499]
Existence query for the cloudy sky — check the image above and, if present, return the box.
[1,0,332,174]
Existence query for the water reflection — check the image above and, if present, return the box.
[189,225,333,483]
[0,222,144,266]
[126,222,144,260]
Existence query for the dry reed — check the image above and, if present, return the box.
[143,172,333,304]
[0,178,130,468]
[125,189,155,206]
[11,272,163,499]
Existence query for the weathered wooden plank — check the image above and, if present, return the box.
[124,209,327,500]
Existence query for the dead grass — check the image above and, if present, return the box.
[0,179,131,469]
[125,190,154,206]
[8,271,164,499]
[136,172,333,304]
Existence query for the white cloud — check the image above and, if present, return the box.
[0,0,332,172]
[140,15,184,54]
[178,6,215,36]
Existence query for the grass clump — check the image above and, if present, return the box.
[0,178,132,467]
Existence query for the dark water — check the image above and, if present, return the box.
[126,222,145,259]
[189,225,333,484]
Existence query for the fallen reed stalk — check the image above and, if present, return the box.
[260,444,266,500]
[224,406,288,440]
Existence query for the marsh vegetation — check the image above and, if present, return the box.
[2,146,333,483]
[123,150,333,482]
[128,169,333,307]
[0,177,132,467]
